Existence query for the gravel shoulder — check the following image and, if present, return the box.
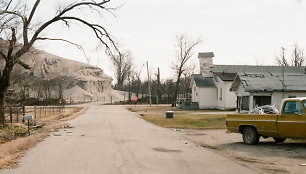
[180,129,306,174]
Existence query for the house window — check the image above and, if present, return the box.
[253,96,271,106]
[219,88,222,100]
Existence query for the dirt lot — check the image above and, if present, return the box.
[180,129,306,174]
[127,105,306,174]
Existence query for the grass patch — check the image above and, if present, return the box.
[141,113,226,129]
[0,124,28,143]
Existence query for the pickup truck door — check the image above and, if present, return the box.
[277,101,306,139]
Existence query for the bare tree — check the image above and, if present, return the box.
[292,44,304,66]
[154,67,161,104]
[172,34,202,106]
[110,50,133,90]
[0,0,118,126]
[276,44,304,66]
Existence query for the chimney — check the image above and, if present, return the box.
[198,52,214,77]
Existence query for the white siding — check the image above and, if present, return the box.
[272,92,306,111]
[224,81,237,109]
[191,81,199,103]
[215,76,237,110]
[198,87,217,109]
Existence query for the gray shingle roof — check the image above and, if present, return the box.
[192,74,215,87]
[214,72,237,81]
[231,72,306,92]
[212,65,306,74]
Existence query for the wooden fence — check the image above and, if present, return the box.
[3,105,65,125]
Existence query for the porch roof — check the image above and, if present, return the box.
[192,74,215,87]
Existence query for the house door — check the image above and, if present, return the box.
[241,96,249,110]
[277,100,306,138]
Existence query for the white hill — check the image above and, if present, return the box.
[1,41,124,103]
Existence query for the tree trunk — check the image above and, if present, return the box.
[0,89,6,127]
[156,68,162,104]
[0,64,14,127]
[173,76,181,107]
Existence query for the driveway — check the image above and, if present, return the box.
[181,129,306,174]
[0,104,257,174]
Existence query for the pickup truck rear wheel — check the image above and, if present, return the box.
[273,137,286,143]
[242,127,260,145]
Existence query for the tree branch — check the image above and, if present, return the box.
[17,59,32,69]
[59,16,118,53]
[7,28,16,60]
[37,37,84,50]
[27,0,41,24]
[0,10,23,19]
[0,51,6,60]
[4,0,13,11]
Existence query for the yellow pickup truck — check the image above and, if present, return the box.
[226,97,306,145]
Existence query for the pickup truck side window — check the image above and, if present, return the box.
[303,100,306,109]
[283,101,304,115]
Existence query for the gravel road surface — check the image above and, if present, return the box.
[0,103,257,174]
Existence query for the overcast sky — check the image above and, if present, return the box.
[36,0,306,80]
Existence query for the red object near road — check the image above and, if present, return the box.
[132,96,139,102]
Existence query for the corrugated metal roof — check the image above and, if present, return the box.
[231,72,306,92]
[198,52,214,58]
[192,74,216,87]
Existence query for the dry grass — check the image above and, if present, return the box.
[141,113,226,129]
[0,106,86,169]
[127,106,226,129]
[127,105,174,114]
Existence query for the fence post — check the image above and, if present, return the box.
[34,105,36,119]
[39,106,42,118]
[22,106,25,116]
[45,106,47,116]
[9,106,12,125]
[16,107,19,123]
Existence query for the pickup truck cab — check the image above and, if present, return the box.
[226,97,306,145]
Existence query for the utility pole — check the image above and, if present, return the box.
[281,47,285,99]
[146,61,152,107]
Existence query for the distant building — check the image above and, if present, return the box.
[191,52,306,111]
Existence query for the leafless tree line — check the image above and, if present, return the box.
[276,44,304,66]
[110,34,201,105]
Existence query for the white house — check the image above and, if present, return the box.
[191,52,237,110]
[191,52,306,111]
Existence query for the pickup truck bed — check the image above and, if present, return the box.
[226,114,278,137]
[226,97,306,145]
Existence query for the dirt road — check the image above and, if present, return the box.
[0,104,257,174]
